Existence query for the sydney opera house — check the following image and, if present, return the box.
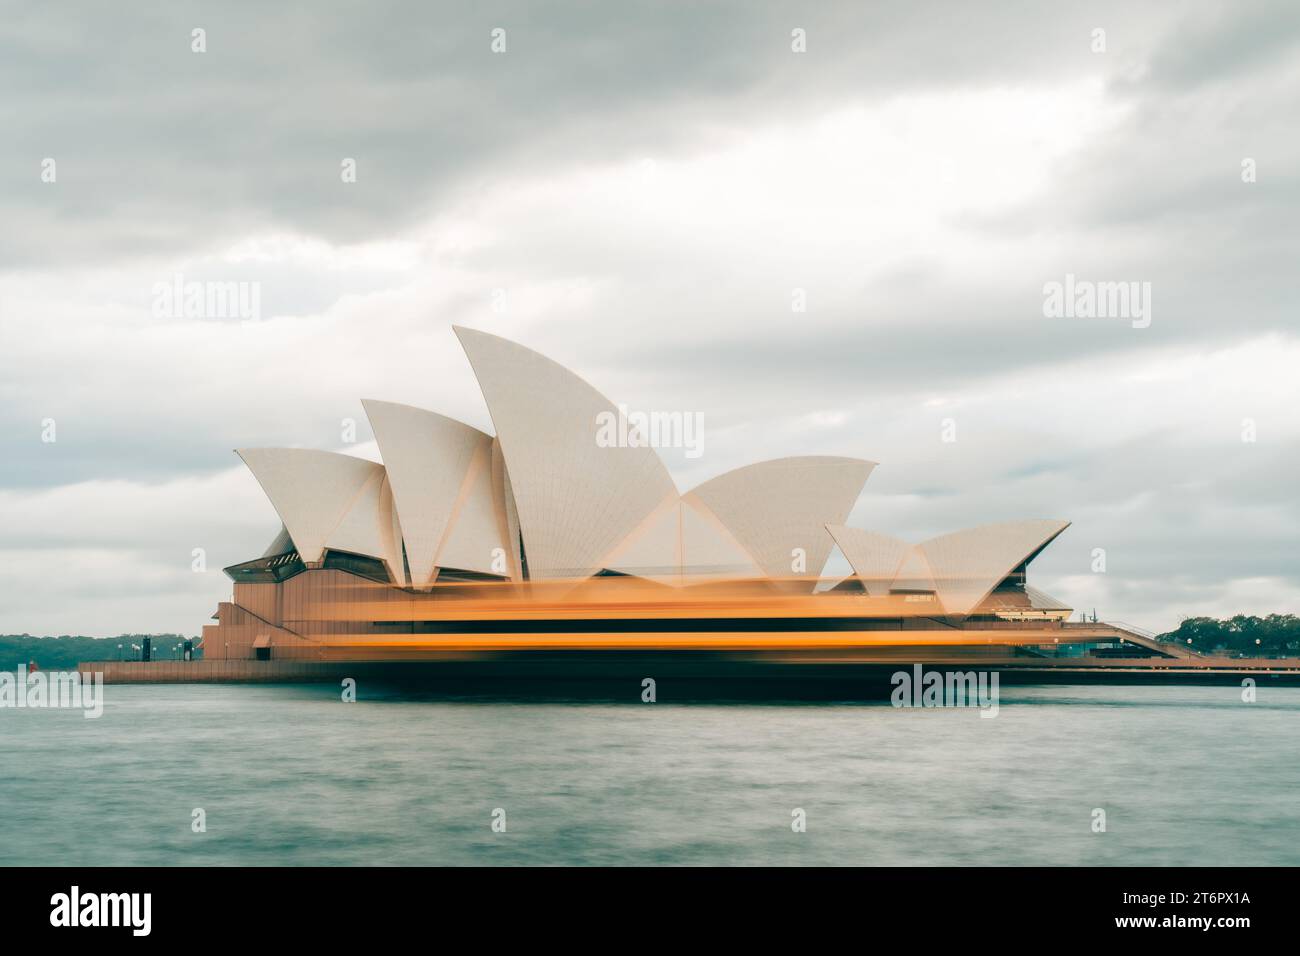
[201,327,1177,672]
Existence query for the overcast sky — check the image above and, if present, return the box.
[2,1,1297,637]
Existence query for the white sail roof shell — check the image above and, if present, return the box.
[434,437,509,577]
[490,437,523,581]
[236,448,394,572]
[599,496,778,584]
[362,399,497,587]
[680,497,765,580]
[601,495,684,585]
[831,519,1070,616]
[919,519,1070,615]
[236,331,897,592]
[327,469,406,583]
[455,325,680,580]
[892,547,937,593]
[684,457,875,585]
[825,527,910,596]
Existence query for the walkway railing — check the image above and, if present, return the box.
[1108,620,1157,640]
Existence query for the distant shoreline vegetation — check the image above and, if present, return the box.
[0,634,200,671]
[1156,615,1300,658]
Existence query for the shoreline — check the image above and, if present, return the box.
[75,656,1300,699]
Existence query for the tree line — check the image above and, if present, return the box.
[1156,614,1300,657]
[0,634,199,670]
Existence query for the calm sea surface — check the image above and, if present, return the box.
[2,682,1297,866]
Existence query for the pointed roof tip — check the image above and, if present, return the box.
[454,324,525,363]
[453,324,502,362]
[235,446,381,467]
[1045,517,1072,539]
[452,324,490,341]
[831,518,1071,542]
[1025,517,1072,537]
[940,517,1070,535]
[361,397,490,437]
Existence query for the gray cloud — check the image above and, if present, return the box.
[1,0,1210,265]
[1,1,1297,635]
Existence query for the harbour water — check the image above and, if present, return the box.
[2,682,1297,866]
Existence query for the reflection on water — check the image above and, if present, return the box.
[2,683,1297,865]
